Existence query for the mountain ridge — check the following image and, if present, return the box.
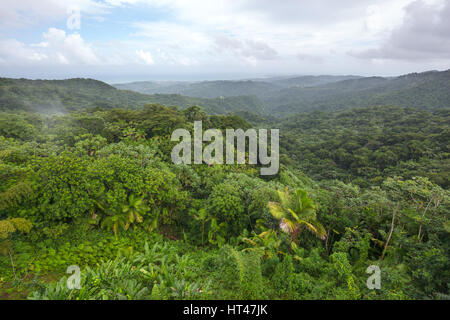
[0,77,266,115]
[1,69,449,116]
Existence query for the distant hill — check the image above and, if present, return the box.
[114,79,281,98]
[113,81,193,96]
[263,70,450,116]
[258,75,363,88]
[0,78,266,115]
[2,69,449,117]
[113,75,360,98]
[114,70,450,117]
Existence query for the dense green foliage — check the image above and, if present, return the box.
[280,106,450,188]
[0,84,448,300]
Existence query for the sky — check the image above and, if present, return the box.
[0,0,449,82]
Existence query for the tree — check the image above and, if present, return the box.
[0,218,32,279]
[101,212,129,237]
[191,208,209,247]
[0,113,37,141]
[268,188,326,244]
[383,176,448,242]
[101,194,148,236]
[122,194,147,224]
[207,181,245,237]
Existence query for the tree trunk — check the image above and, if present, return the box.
[8,249,17,280]
[381,206,398,260]
[325,222,334,255]
[417,199,432,241]
[201,222,205,247]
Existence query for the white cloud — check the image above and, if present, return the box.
[352,0,450,60]
[213,35,278,61]
[43,28,100,65]
[130,21,211,66]
[0,28,99,66]
[1,0,450,78]
[0,0,108,29]
[136,49,154,65]
[123,0,422,70]
[0,39,47,66]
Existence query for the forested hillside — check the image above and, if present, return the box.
[114,80,280,98]
[3,70,449,118]
[264,70,450,115]
[261,75,363,88]
[0,102,448,300]
[113,75,362,97]
[115,70,450,116]
[0,78,265,115]
[279,106,450,188]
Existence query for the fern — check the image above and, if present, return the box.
[230,247,265,299]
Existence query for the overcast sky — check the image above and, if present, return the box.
[0,0,449,82]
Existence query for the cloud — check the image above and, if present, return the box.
[136,49,154,65]
[2,0,450,78]
[0,0,108,29]
[42,28,100,65]
[155,48,197,66]
[0,28,99,66]
[297,53,323,64]
[234,0,399,26]
[351,0,450,60]
[0,39,48,65]
[213,35,278,61]
[130,21,208,66]
[0,0,63,29]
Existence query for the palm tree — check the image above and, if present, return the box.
[122,194,147,227]
[102,194,148,236]
[268,188,326,244]
[101,213,129,237]
[192,208,209,247]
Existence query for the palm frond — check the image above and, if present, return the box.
[299,219,326,240]
[277,188,291,208]
[268,201,287,220]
